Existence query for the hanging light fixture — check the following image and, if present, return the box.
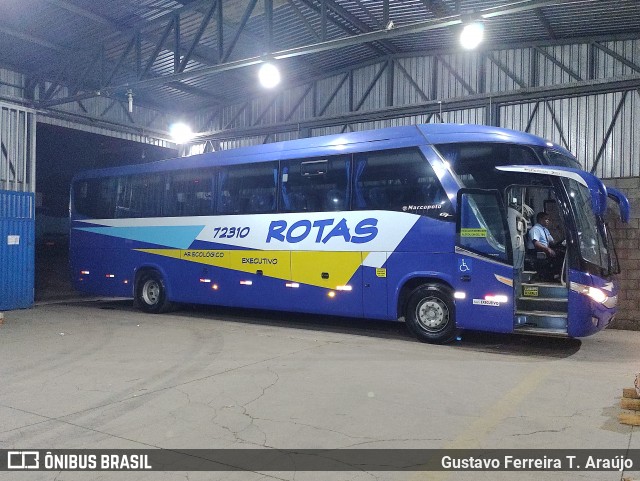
[258,62,281,89]
[460,22,485,50]
[169,122,194,144]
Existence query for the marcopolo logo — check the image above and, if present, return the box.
[266,218,378,244]
[403,204,442,212]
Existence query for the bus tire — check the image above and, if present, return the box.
[135,270,174,314]
[405,284,456,344]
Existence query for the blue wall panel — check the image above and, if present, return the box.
[0,190,34,310]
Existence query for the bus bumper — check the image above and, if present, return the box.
[567,270,618,338]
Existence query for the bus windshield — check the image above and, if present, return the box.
[543,150,582,170]
[562,178,610,274]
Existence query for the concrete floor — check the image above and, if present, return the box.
[1,299,639,481]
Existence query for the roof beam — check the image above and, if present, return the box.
[287,0,321,40]
[534,46,583,81]
[533,8,557,40]
[141,17,177,79]
[28,0,614,112]
[295,0,391,55]
[222,0,259,62]
[195,76,640,140]
[98,0,219,44]
[43,0,117,29]
[592,41,640,73]
[99,0,599,94]
[320,0,396,54]
[48,0,220,77]
[486,52,528,88]
[351,0,383,29]
[179,1,219,72]
[166,81,227,104]
[418,0,454,18]
[436,55,476,94]
[0,26,67,53]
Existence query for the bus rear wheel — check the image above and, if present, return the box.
[405,284,456,344]
[135,270,174,314]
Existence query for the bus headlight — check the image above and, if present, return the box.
[587,287,607,304]
[571,282,608,304]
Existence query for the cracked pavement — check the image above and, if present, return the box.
[0,300,638,480]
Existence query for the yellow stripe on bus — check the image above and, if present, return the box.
[291,251,366,289]
[136,249,367,289]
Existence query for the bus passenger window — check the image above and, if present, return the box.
[281,156,349,212]
[354,148,453,218]
[73,178,118,219]
[116,174,164,218]
[165,170,215,217]
[216,162,277,215]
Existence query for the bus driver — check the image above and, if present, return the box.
[527,212,564,281]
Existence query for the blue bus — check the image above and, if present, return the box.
[69,124,629,343]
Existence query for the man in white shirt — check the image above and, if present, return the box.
[527,212,556,257]
[528,212,563,281]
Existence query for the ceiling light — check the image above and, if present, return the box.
[460,22,484,50]
[169,122,194,144]
[259,62,281,89]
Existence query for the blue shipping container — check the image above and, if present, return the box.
[0,190,35,310]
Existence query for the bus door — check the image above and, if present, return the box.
[455,189,515,334]
[496,165,617,336]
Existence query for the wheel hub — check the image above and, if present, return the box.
[142,280,160,305]
[416,298,449,331]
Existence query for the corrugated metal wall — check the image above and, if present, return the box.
[501,91,640,178]
[0,103,36,310]
[1,103,35,192]
[196,38,640,180]
[0,68,24,100]
[0,190,35,310]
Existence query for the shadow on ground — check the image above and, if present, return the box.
[35,243,83,302]
[83,298,583,360]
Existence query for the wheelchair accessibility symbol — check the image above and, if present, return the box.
[459,258,472,273]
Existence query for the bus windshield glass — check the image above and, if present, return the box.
[562,178,610,273]
[544,150,582,170]
[434,143,540,190]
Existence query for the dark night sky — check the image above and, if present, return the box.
[36,123,177,217]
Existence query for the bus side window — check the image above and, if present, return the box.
[137,174,164,217]
[354,148,452,218]
[281,156,349,213]
[73,178,117,219]
[165,169,215,217]
[217,162,277,215]
[72,180,91,216]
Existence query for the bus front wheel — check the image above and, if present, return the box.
[135,270,174,314]
[405,285,456,344]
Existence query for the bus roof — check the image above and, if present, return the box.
[72,124,573,180]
